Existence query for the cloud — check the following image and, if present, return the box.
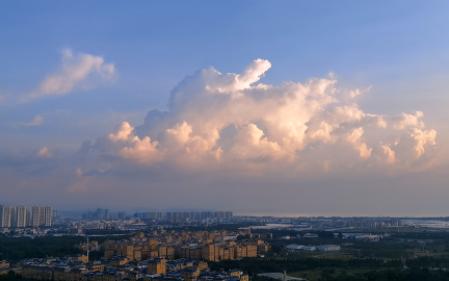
[107,121,161,165]
[346,127,372,160]
[411,128,437,157]
[395,111,424,129]
[22,115,44,127]
[0,59,444,214]
[80,59,437,175]
[108,121,134,142]
[37,146,50,158]
[25,49,115,101]
[381,144,396,164]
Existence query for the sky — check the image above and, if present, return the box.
[1,1,449,216]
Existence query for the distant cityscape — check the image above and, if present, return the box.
[81,209,233,224]
[0,206,237,231]
[4,205,449,281]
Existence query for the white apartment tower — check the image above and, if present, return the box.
[31,206,41,227]
[14,206,28,228]
[31,206,53,227]
[0,205,13,228]
[44,206,53,227]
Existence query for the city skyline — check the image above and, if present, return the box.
[1,1,449,216]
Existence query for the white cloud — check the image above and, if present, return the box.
[233,58,271,90]
[411,128,437,157]
[108,121,160,165]
[108,121,134,142]
[394,111,424,129]
[84,59,438,173]
[229,123,283,161]
[346,127,372,159]
[25,49,115,100]
[307,121,334,143]
[382,144,396,164]
[37,146,50,158]
[119,136,159,165]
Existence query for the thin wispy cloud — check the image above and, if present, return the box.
[21,115,44,127]
[37,146,51,158]
[23,49,116,101]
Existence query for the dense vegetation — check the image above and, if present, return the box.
[0,272,38,281]
[319,268,449,281]
[211,257,399,274]
[0,235,83,261]
[214,256,449,281]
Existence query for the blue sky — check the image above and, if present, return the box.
[2,2,449,105]
[1,1,449,214]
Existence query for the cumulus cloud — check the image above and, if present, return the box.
[82,59,437,174]
[25,49,115,100]
[108,122,161,165]
[346,127,372,160]
[411,128,437,157]
[395,111,424,129]
[381,144,396,164]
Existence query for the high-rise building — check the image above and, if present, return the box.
[0,205,13,228]
[14,206,28,228]
[44,207,53,227]
[31,206,41,227]
[31,206,53,227]
[38,207,46,226]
